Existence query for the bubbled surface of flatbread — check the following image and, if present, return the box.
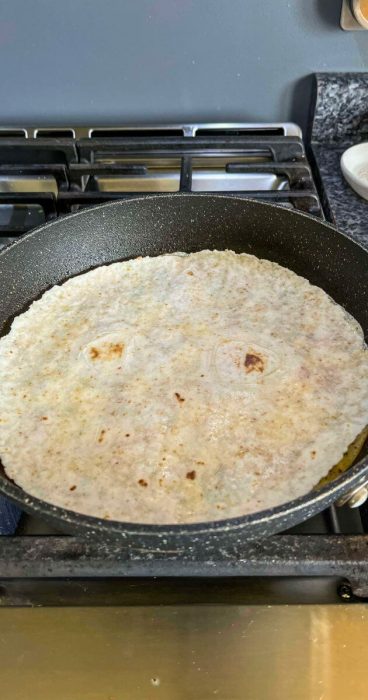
[0,250,367,524]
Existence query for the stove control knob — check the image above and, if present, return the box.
[351,0,368,28]
[336,484,368,508]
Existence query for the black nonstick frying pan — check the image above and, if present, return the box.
[0,194,368,548]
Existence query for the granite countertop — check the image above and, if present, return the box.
[309,73,368,247]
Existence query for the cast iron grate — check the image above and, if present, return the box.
[0,124,322,246]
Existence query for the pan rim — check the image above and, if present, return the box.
[1,193,368,535]
[1,455,368,536]
[2,192,368,262]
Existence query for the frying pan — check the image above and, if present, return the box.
[0,194,368,549]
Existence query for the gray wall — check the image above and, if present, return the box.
[0,0,368,133]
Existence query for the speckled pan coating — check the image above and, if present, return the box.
[0,194,368,546]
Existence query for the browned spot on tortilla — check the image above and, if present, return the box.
[98,429,106,443]
[244,352,264,374]
[69,485,77,491]
[41,416,48,421]
[187,270,194,276]
[138,478,148,487]
[109,343,124,357]
[159,478,164,486]
[89,342,124,361]
[125,433,130,437]
[311,450,316,458]
[196,460,205,465]
[175,392,185,403]
[186,470,196,480]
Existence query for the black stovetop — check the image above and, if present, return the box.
[1,122,368,606]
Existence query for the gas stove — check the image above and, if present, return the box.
[0,121,322,249]
[1,119,368,610]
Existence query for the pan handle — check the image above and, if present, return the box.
[336,484,368,508]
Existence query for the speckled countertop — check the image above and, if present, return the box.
[310,73,368,247]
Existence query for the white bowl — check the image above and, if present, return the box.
[341,142,368,201]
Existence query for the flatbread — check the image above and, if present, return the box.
[0,250,367,524]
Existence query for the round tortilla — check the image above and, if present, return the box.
[0,250,367,524]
